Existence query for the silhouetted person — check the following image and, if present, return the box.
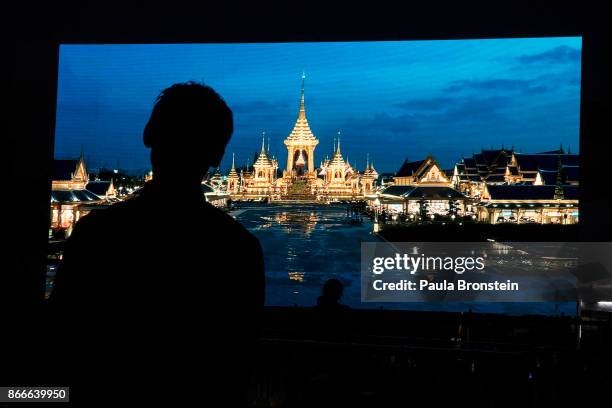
[316,279,350,311]
[49,82,265,405]
[311,278,352,397]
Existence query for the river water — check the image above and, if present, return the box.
[234,203,376,308]
[233,203,575,316]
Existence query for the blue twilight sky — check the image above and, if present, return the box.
[55,37,581,174]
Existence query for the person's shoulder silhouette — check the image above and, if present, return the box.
[49,82,265,405]
[313,279,352,343]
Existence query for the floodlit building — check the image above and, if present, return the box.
[283,75,319,179]
[452,147,580,224]
[201,183,229,207]
[226,153,240,194]
[477,184,579,224]
[314,134,362,199]
[240,134,279,198]
[453,147,579,191]
[50,154,106,231]
[394,155,452,187]
[374,156,472,217]
[227,74,378,201]
[369,146,579,224]
[360,154,378,195]
[86,180,117,200]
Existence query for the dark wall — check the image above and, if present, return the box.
[7,3,611,308]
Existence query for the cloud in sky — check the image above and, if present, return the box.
[443,78,549,95]
[394,96,457,112]
[517,45,581,64]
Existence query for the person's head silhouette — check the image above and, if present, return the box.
[143,82,233,188]
[318,278,344,306]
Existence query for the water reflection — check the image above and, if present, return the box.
[233,203,576,315]
[234,203,378,307]
[288,271,305,282]
[272,211,319,235]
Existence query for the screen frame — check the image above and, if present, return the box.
[9,4,610,311]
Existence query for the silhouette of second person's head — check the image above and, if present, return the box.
[143,82,233,188]
[317,278,347,309]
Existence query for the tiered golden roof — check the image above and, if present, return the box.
[330,134,346,166]
[285,74,318,144]
[228,153,238,177]
[254,133,273,166]
[363,153,378,176]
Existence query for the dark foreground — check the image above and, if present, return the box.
[250,307,611,407]
[7,307,610,407]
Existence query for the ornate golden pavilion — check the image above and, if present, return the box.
[230,74,378,201]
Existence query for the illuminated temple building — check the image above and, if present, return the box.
[374,147,579,224]
[452,147,579,224]
[50,154,114,231]
[227,75,379,201]
[377,156,472,217]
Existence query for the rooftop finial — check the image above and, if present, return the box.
[366,153,370,169]
[336,130,341,154]
[261,131,266,154]
[232,152,236,169]
[299,72,306,119]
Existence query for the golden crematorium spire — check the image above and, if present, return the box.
[336,130,341,154]
[330,131,345,166]
[229,152,238,175]
[227,152,239,192]
[261,131,266,154]
[284,72,319,175]
[299,71,306,119]
[230,73,380,201]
